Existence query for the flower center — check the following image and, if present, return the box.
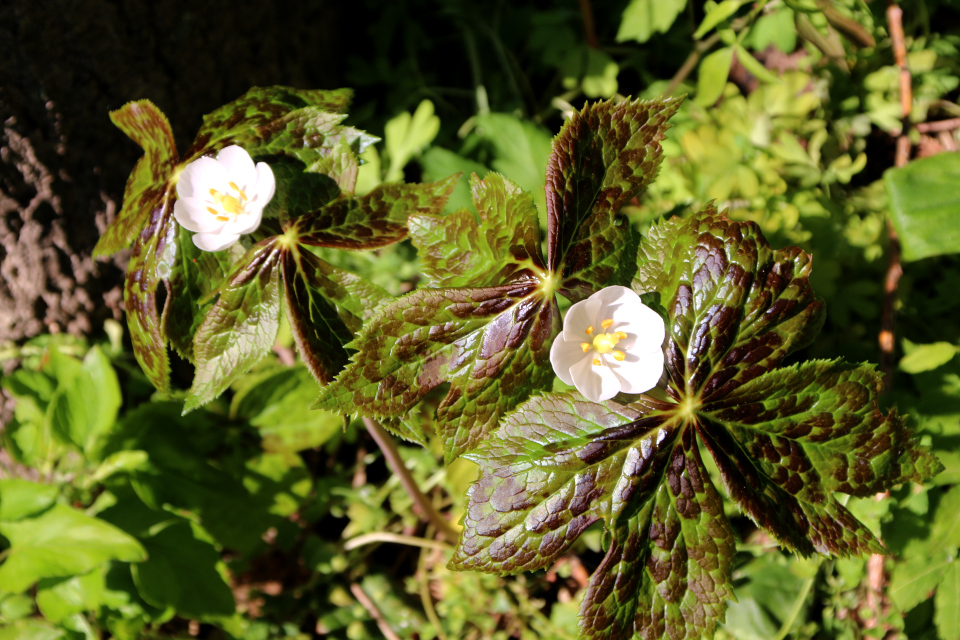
[580,319,628,363]
[206,182,250,221]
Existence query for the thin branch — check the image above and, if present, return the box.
[916,117,960,133]
[664,33,723,97]
[578,0,599,49]
[362,417,460,544]
[350,583,402,640]
[344,531,452,552]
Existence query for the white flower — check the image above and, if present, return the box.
[550,286,665,403]
[173,145,275,252]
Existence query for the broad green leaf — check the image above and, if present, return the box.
[185,240,283,413]
[695,46,734,107]
[900,341,958,374]
[287,176,457,251]
[936,561,960,640]
[0,592,34,620]
[546,97,681,301]
[36,570,104,623]
[318,173,559,462]
[885,152,960,261]
[931,485,960,549]
[0,479,58,521]
[94,100,178,257]
[890,553,953,612]
[161,225,242,361]
[0,504,146,594]
[746,6,797,53]
[635,206,825,400]
[616,0,687,44]
[132,521,235,619]
[409,173,546,288]
[50,346,121,454]
[693,0,748,39]
[0,619,64,640]
[420,147,490,213]
[473,113,553,217]
[385,100,441,182]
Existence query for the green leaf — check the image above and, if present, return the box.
[693,0,748,39]
[50,346,121,454]
[616,0,687,43]
[695,46,734,107]
[561,48,620,99]
[185,240,283,413]
[931,485,960,549]
[733,44,782,84]
[385,100,441,182]
[0,619,64,640]
[94,100,178,257]
[745,6,796,53]
[161,225,243,361]
[131,521,235,619]
[409,173,546,288]
[420,147,490,213]
[890,553,953,612]
[287,176,458,251]
[0,504,146,594]
[546,97,682,301]
[936,561,960,640]
[900,341,959,374]
[0,479,58,521]
[885,152,960,262]
[473,113,553,217]
[36,570,104,623]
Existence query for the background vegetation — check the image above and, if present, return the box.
[3,0,960,638]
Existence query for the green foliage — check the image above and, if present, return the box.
[886,152,960,262]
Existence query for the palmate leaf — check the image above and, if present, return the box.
[548,96,683,301]
[454,208,939,640]
[319,97,682,462]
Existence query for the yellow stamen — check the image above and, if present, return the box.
[228,181,241,192]
[209,188,221,199]
[592,333,619,354]
[206,206,219,216]
[593,358,601,366]
[580,342,590,353]
[615,331,628,340]
[613,350,625,362]
[601,319,614,329]
[216,215,229,221]
[239,189,248,200]
[221,195,243,215]
[585,325,594,335]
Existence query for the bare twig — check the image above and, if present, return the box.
[344,531,452,552]
[362,417,460,544]
[664,33,723,97]
[350,583,402,640]
[916,117,960,133]
[578,0,599,49]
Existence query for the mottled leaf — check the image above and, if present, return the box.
[546,97,682,300]
[123,194,178,394]
[288,176,458,250]
[316,282,559,463]
[183,86,355,161]
[409,173,546,288]
[282,246,389,384]
[95,100,178,257]
[184,240,283,413]
[161,225,242,361]
[635,205,825,401]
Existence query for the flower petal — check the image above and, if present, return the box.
[217,145,257,187]
[174,197,226,233]
[177,156,227,199]
[231,207,263,236]
[253,162,276,206]
[608,348,664,394]
[570,355,622,402]
[614,303,666,351]
[550,334,588,386]
[193,232,240,252]
[562,295,604,340]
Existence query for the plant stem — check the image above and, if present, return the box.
[362,417,459,544]
[578,0,599,49]
[772,568,818,640]
[344,531,452,552]
[664,33,722,97]
[350,583,402,640]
